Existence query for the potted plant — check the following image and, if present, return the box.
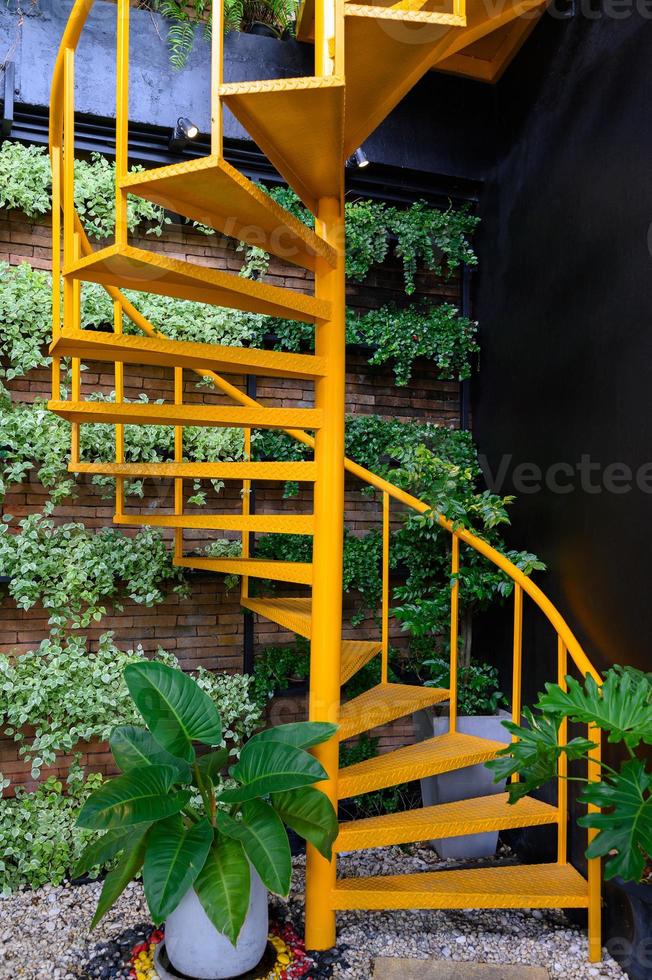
[74,662,338,980]
[411,649,510,859]
[486,665,652,980]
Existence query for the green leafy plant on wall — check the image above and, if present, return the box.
[0,631,261,785]
[0,761,104,895]
[251,639,310,708]
[0,514,189,629]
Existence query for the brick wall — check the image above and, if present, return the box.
[0,207,461,791]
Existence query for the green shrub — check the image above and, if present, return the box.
[251,639,310,708]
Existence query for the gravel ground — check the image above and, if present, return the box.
[0,847,627,980]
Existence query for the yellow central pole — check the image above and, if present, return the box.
[304,193,345,950]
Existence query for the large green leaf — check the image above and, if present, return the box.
[110,725,191,783]
[249,722,338,751]
[217,800,291,896]
[124,662,222,761]
[143,815,213,922]
[272,786,339,860]
[219,740,328,804]
[197,748,229,785]
[485,708,595,803]
[90,826,149,928]
[73,826,144,879]
[579,759,652,882]
[76,765,191,830]
[195,834,250,946]
[538,667,652,749]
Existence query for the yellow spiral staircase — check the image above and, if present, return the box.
[48,0,604,961]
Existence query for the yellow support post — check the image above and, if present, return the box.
[241,428,251,601]
[448,533,459,734]
[510,583,523,783]
[211,0,224,156]
[50,141,62,400]
[115,0,129,247]
[304,192,345,952]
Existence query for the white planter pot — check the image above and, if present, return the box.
[164,869,268,979]
[413,708,512,860]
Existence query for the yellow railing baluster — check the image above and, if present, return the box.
[587,722,602,962]
[115,0,129,247]
[50,139,62,400]
[449,533,459,734]
[114,300,124,518]
[174,367,183,560]
[557,637,568,864]
[510,583,523,782]
[211,0,224,156]
[241,428,251,601]
[70,230,81,465]
[381,490,390,684]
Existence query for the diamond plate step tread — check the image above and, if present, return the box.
[50,329,327,380]
[174,557,313,586]
[219,77,345,213]
[65,244,329,322]
[241,596,313,637]
[338,732,505,799]
[338,683,450,741]
[340,640,382,685]
[71,461,316,481]
[113,513,314,535]
[120,156,336,272]
[331,863,589,910]
[345,4,465,26]
[335,792,559,851]
[48,400,322,432]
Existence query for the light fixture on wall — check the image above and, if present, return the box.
[169,116,199,152]
[346,146,370,169]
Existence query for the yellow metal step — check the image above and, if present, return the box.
[71,461,316,481]
[219,76,345,214]
[120,156,336,271]
[48,400,322,432]
[65,244,329,322]
[338,683,449,741]
[345,4,465,27]
[336,0,547,158]
[241,596,313,636]
[50,330,327,380]
[240,597,380,684]
[113,513,315,535]
[335,793,558,852]
[331,863,589,910]
[338,732,504,799]
[340,640,382,685]
[174,556,312,586]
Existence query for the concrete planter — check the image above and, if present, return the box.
[164,870,268,979]
[413,708,511,860]
[605,876,652,980]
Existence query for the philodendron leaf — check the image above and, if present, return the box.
[73,826,147,879]
[538,667,652,749]
[579,758,652,882]
[124,662,222,762]
[249,722,338,751]
[197,748,229,785]
[217,799,291,896]
[485,708,595,804]
[219,740,328,805]
[143,815,213,923]
[195,835,250,946]
[272,786,339,861]
[76,765,191,830]
[110,725,192,783]
[90,826,149,929]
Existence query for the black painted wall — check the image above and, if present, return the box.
[474,8,652,700]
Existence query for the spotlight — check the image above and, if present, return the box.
[169,116,199,152]
[346,146,370,169]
